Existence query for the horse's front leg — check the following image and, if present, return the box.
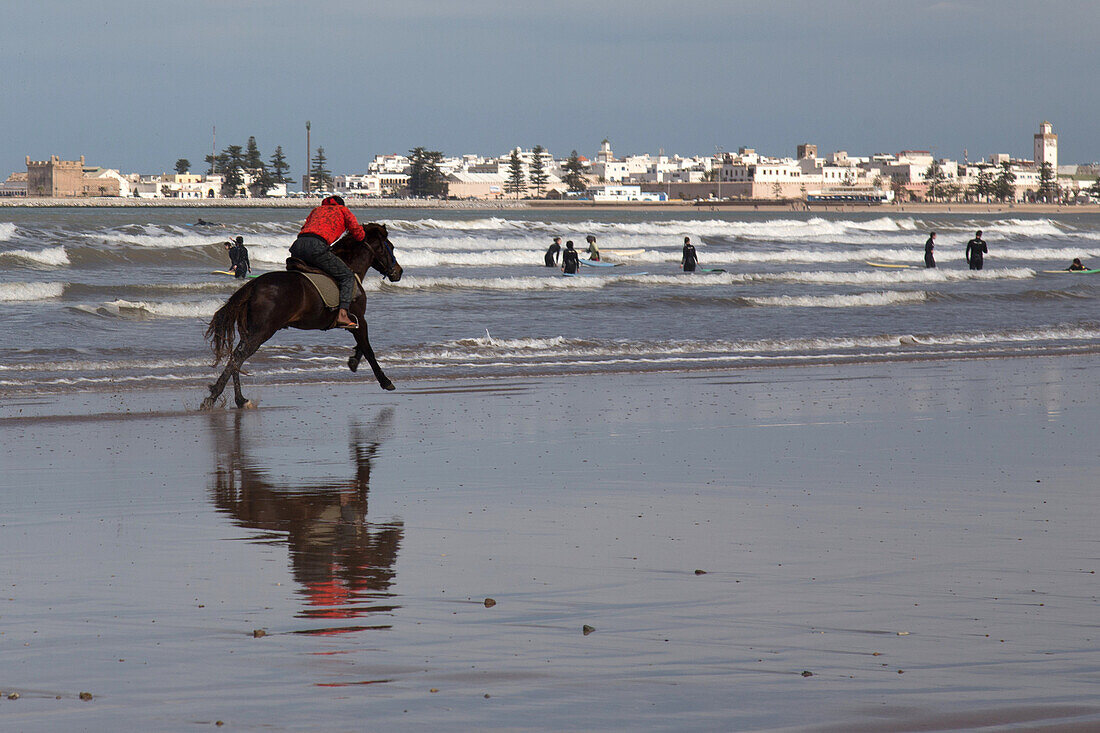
[350,319,394,391]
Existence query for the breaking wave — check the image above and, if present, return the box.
[744,291,927,308]
[0,281,65,301]
[0,246,70,267]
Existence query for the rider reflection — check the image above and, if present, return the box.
[207,409,402,629]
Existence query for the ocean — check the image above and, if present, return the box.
[2,206,1100,398]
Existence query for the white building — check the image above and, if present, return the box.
[1034,121,1058,172]
[589,184,667,202]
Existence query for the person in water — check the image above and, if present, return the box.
[561,240,580,274]
[924,232,936,268]
[1068,258,1088,271]
[545,236,562,267]
[682,236,698,272]
[585,235,600,261]
[965,230,987,271]
[225,236,251,279]
[289,195,365,329]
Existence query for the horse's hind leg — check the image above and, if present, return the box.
[201,360,236,410]
[351,322,395,391]
[231,370,254,409]
[202,331,272,410]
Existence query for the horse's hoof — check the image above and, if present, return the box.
[238,400,256,410]
[380,381,396,391]
[348,357,359,373]
[200,397,216,411]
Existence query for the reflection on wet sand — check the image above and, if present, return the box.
[206,409,403,634]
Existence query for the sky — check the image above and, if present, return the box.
[2,0,1099,177]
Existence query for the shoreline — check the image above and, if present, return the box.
[2,196,1098,215]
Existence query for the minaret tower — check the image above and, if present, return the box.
[1034,121,1057,171]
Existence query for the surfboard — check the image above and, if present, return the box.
[1041,269,1100,274]
[212,270,259,278]
[580,259,619,268]
[866,262,913,269]
[699,267,726,273]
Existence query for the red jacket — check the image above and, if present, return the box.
[299,197,365,244]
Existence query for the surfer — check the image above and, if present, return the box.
[924,232,936,268]
[965,230,987,270]
[225,236,251,279]
[585,235,600,261]
[561,240,580,274]
[1067,258,1087,271]
[289,195,364,329]
[545,237,562,267]
[682,236,698,272]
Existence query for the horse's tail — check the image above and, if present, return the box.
[205,280,257,365]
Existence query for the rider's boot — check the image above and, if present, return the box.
[335,308,358,329]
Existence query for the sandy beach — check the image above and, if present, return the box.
[1,356,1098,731]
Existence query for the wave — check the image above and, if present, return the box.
[0,246,70,267]
[393,325,1100,362]
[755,266,1036,285]
[388,215,1081,244]
[72,298,224,319]
[0,223,16,242]
[0,281,65,302]
[744,291,926,308]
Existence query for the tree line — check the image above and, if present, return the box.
[174,137,334,197]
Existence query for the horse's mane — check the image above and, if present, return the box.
[332,222,388,257]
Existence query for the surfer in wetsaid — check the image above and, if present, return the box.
[201,209,403,410]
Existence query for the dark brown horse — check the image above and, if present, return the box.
[202,222,402,410]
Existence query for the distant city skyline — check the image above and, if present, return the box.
[3,1,1099,175]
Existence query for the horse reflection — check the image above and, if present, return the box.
[208,409,402,627]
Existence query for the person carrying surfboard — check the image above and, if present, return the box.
[561,240,580,274]
[965,230,987,271]
[585,235,600,261]
[924,232,936,268]
[682,236,698,272]
[225,236,251,279]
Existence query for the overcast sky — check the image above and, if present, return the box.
[3,0,1098,176]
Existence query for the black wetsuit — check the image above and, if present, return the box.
[228,243,250,278]
[545,242,561,267]
[682,243,698,272]
[924,237,936,268]
[561,248,580,274]
[965,237,987,270]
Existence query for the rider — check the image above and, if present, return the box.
[290,195,364,329]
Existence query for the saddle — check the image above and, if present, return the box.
[286,257,364,330]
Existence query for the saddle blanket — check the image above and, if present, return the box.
[296,271,363,309]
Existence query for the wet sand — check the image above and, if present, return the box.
[1,357,1098,731]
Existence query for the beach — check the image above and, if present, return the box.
[2,356,1098,731]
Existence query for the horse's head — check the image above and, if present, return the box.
[364,223,402,282]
